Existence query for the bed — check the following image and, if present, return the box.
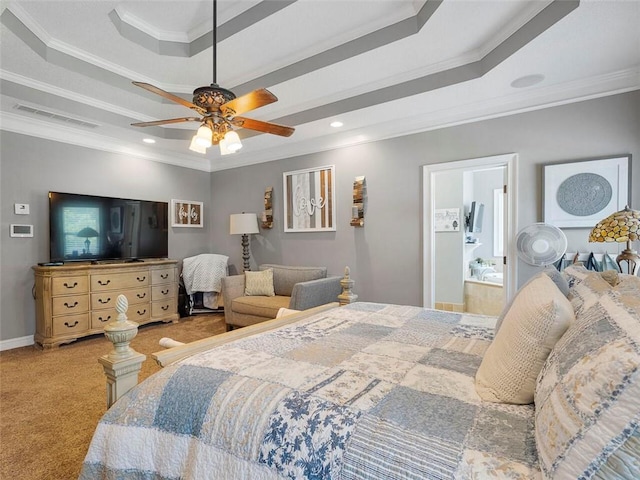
[81,265,640,479]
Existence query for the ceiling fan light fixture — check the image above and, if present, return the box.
[189,135,207,154]
[195,124,213,148]
[224,130,242,152]
[219,137,233,155]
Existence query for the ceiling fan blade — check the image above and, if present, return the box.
[220,89,278,116]
[231,117,295,137]
[131,117,202,127]
[132,82,206,115]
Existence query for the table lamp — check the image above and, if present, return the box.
[589,205,639,275]
[230,213,259,271]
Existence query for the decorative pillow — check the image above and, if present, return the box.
[244,269,275,296]
[495,266,569,332]
[600,269,620,287]
[567,269,614,316]
[534,289,640,479]
[475,273,574,404]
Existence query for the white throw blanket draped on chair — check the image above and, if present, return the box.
[182,254,228,309]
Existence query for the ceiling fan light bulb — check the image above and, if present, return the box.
[219,138,233,155]
[195,125,213,148]
[224,130,242,152]
[189,135,207,154]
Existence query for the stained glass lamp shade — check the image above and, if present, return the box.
[589,205,640,275]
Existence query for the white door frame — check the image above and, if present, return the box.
[422,153,518,307]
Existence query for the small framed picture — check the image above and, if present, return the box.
[171,199,203,228]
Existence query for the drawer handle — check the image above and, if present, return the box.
[98,279,111,286]
[137,309,147,315]
[98,315,111,323]
[64,321,79,328]
[161,305,169,311]
[63,282,78,289]
[98,297,111,304]
[137,276,146,282]
[137,293,146,299]
[161,289,169,295]
[161,273,169,279]
[64,301,79,309]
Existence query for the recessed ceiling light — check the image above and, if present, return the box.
[510,74,545,88]
[330,121,344,128]
[143,138,156,144]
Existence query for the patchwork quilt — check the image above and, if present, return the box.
[80,303,539,479]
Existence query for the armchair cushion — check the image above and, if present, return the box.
[244,269,275,296]
[259,264,327,296]
[232,295,291,319]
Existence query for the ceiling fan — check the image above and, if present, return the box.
[130,0,294,155]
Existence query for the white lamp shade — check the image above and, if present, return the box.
[230,213,259,235]
[224,130,242,152]
[195,125,213,148]
[189,135,207,154]
[219,137,233,155]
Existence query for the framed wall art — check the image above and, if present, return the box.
[283,165,336,232]
[434,208,460,232]
[171,199,203,228]
[543,155,630,228]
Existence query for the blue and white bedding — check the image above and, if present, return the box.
[80,302,539,479]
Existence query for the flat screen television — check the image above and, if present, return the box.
[49,191,169,263]
[467,201,485,233]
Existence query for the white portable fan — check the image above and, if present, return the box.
[515,223,568,266]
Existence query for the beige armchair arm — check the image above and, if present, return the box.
[221,275,246,326]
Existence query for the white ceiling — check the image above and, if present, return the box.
[1,0,639,172]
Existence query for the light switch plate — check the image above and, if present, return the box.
[14,203,30,215]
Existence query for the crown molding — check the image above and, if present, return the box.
[3,69,637,173]
[0,111,212,172]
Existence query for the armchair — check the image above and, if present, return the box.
[221,264,343,330]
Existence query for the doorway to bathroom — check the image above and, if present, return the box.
[422,154,518,313]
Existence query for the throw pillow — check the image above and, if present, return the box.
[244,269,275,296]
[475,273,574,404]
[534,289,640,479]
[494,266,569,332]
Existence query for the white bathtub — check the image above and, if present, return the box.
[480,272,503,285]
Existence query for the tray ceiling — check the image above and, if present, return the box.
[1,0,638,172]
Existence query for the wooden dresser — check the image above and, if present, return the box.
[33,259,179,349]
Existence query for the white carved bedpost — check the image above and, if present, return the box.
[338,266,358,305]
[98,295,146,409]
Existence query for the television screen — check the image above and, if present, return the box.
[468,201,485,233]
[49,192,169,263]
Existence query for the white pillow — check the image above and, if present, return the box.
[244,269,275,296]
[475,273,574,404]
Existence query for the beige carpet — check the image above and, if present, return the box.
[0,314,226,480]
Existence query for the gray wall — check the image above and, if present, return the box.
[1,90,639,343]
[0,134,213,341]
[211,90,640,307]
[434,170,464,304]
[471,168,505,266]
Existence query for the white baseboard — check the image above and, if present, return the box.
[0,335,34,351]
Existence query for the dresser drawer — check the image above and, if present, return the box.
[128,304,151,323]
[152,284,175,300]
[91,310,116,329]
[91,287,150,310]
[151,268,175,285]
[152,298,176,318]
[52,314,89,336]
[52,294,89,316]
[91,271,149,291]
[52,276,89,295]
